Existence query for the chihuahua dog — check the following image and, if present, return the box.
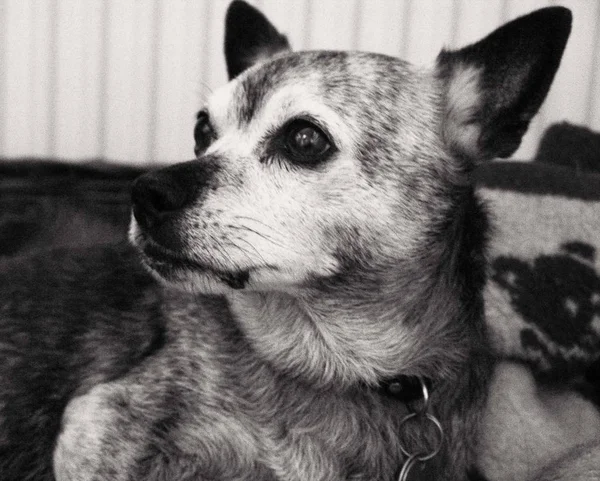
[0,2,581,480]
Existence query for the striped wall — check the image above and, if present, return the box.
[0,0,598,165]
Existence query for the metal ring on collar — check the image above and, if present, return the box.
[398,412,445,461]
[397,453,421,481]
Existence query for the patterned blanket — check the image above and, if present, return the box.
[476,161,600,404]
[476,161,600,480]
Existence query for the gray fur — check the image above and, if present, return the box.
[0,2,574,480]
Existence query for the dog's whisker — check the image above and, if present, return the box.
[228,219,287,246]
[223,236,267,265]
[225,224,287,250]
[208,235,239,269]
[231,216,280,233]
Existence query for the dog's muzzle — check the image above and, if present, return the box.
[130,159,251,289]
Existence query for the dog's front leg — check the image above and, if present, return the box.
[53,381,150,481]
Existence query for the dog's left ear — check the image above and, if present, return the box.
[437,7,572,161]
[224,0,290,80]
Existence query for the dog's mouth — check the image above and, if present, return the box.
[137,238,251,290]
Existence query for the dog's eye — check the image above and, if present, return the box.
[194,111,215,156]
[284,119,332,165]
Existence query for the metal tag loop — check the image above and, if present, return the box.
[397,377,445,480]
[398,412,444,461]
[398,453,420,481]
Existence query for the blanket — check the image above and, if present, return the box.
[0,160,141,256]
[534,122,600,173]
[475,161,600,480]
[476,162,600,396]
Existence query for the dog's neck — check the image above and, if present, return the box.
[225,184,492,395]
[226,263,470,391]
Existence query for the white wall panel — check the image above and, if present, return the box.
[29,0,53,157]
[103,1,156,164]
[402,0,455,62]
[54,1,104,159]
[5,0,35,157]
[0,0,597,164]
[591,1,600,129]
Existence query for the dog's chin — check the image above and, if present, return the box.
[137,245,328,295]
[129,224,340,294]
[142,253,250,294]
[131,237,251,295]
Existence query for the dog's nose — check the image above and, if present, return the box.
[132,173,188,228]
[131,160,216,230]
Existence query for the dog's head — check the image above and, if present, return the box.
[130,2,571,301]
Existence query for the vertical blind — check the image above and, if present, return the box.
[0,0,598,164]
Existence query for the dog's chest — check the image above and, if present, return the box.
[53,358,407,481]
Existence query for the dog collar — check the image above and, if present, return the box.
[378,376,432,404]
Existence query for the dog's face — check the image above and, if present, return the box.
[130,1,571,298]
[131,52,448,294]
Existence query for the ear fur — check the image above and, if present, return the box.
[437,7,572,161]
[224,1,290,80]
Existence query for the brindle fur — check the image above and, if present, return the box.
[0,3,573,480]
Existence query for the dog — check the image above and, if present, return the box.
[0,2,591,480]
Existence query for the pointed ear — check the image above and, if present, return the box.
[437,7,572,161]
[224,1,291,80]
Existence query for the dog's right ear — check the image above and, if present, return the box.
[437,7,572,162]
[224,1,290,80]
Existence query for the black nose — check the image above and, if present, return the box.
[132,173,186,229]
[131,160,216,230]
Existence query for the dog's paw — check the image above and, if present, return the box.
[53,383,140,481]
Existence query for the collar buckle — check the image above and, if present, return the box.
[380,376,431,406]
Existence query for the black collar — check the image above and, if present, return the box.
[378,376,432,404]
